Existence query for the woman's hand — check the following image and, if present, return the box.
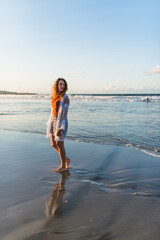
[57,129,63,136]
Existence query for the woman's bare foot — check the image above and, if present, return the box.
[52,166,67,172]
[65,157,71,169]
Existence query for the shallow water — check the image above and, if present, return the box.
[0,93,160,157]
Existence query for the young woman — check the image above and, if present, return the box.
[46,78,70,172]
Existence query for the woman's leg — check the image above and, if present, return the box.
[50,134,59,153]
[53,141,66,172]
[50,135,71,170]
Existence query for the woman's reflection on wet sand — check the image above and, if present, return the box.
[46,171,70,219]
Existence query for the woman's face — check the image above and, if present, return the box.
[58,80,65,92]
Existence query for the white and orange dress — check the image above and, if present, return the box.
[46,93,70,141]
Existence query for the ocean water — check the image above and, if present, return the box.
[0,93,160,157]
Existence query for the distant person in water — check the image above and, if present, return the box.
[46,78,70,172]
[146,97,149,103]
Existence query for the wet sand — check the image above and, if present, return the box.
[0,130,160,240]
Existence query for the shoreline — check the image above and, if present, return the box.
[1,128,160,159]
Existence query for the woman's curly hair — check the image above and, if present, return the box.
[51,78,68,101]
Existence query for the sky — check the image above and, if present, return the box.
[0,0,160,94]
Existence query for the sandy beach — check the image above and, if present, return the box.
[0,130,160,240]
[1,0,160,238]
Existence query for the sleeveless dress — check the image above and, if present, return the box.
[46,93,70,141]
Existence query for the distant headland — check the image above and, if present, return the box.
[0,90,38,95]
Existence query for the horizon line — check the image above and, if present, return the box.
[0,90,160,96]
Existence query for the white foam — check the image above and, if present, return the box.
[0,93,160,102]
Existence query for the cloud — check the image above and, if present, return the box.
[105,83,118,90]
[105,83,125,91]
[147,65,160,74]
